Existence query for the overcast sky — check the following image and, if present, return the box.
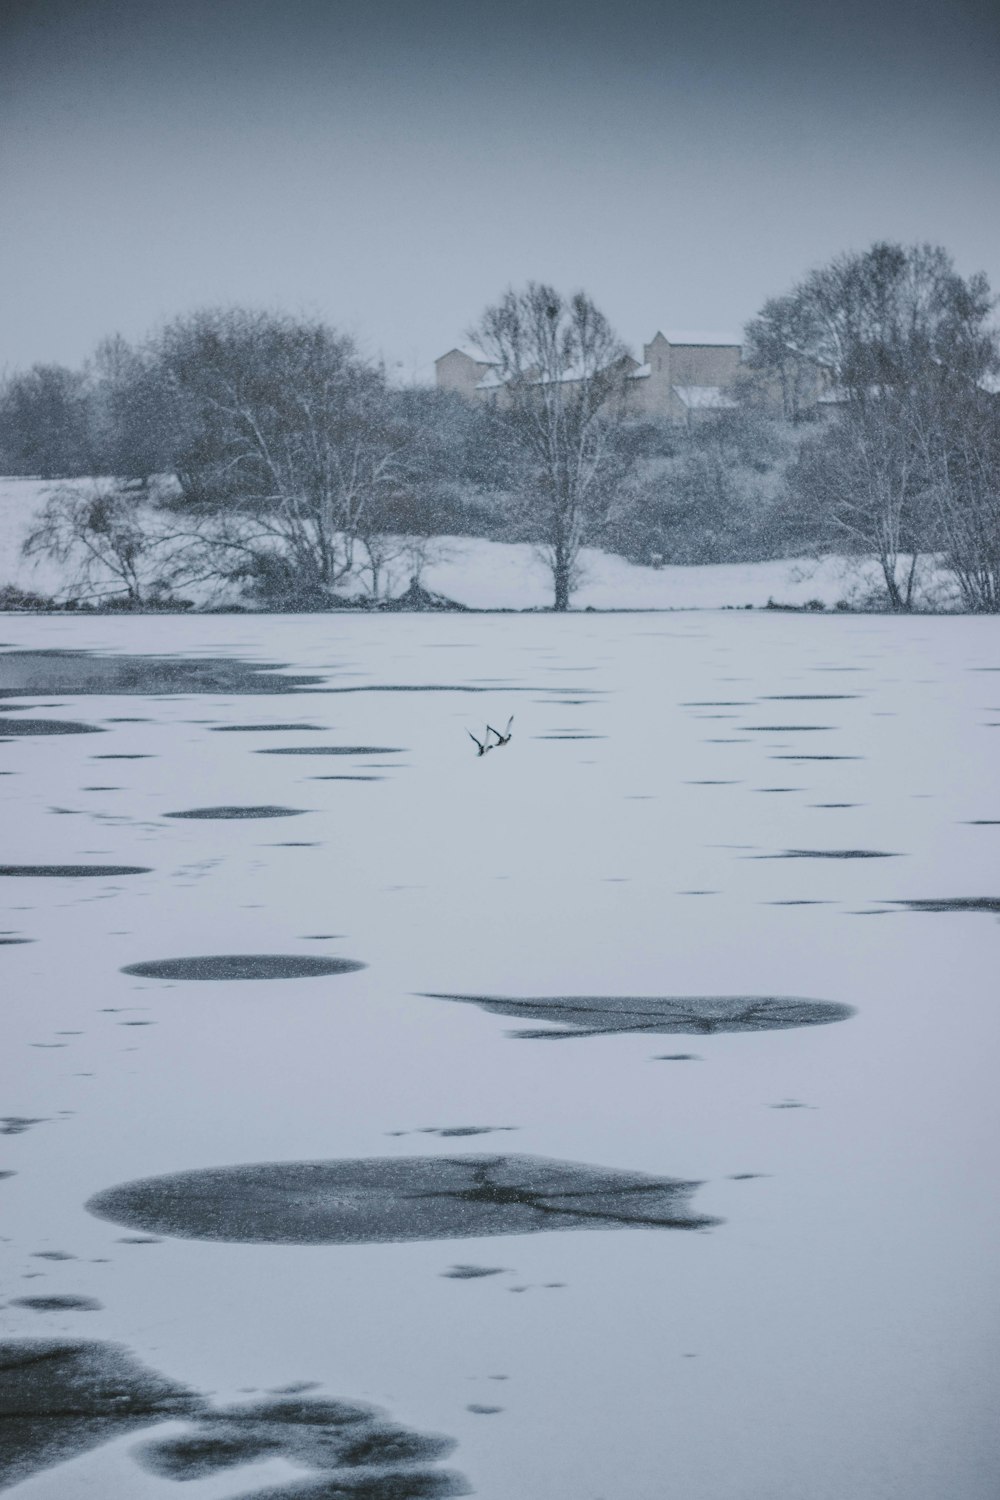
[2,0,998,379]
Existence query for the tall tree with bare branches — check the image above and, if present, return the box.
[470,284,633,609]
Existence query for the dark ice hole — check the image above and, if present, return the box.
[418,993,854,1039]
[0,865,151,877]
[121,955,366,981]
[165,806,307,819]
[86,1154,717,1243]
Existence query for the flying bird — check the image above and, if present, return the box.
[468,729,493,757]
[486,716,514,747]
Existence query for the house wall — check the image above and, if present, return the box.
[435,350,495,400]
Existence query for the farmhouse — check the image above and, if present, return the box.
[436,328,838,420]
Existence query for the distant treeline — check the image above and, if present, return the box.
[3,242,999,611]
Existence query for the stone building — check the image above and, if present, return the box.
[435,328,840,421]
[435,329,744,422]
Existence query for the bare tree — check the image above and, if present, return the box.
[153,309,408,603]
[918,391,1000,612]
[469,284,632,609]
[21,481,187,605]
[750,242,997,406]
[743,293,828,422]
[785,396,927,610]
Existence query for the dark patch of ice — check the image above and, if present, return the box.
[231,1471,468,1499]
[212,724,327,732]
[0,719,104,735]
[0,650,324,697]
[0,865,151,877]
[1,1117,48,1135]
[0,1339,201,1488]
[465,1406,502,1415]
[132,1395,465,1496]
[891,897,1000,915]
[743,725,834,732]
[121,955,366,981]
[441,1265,507,1279]
[759,694,859,701]
[770,754,862,761]
[0,1171,16,1181]
[0,936,33,944]
[165,806,307,820]
[418,993,854,1039]
[11,1297,103,1312]
[92,754,153,760]
[257,746,403,756]
[654,1053,701,1061]
[86,1154,717,1243]
[753,849,897,860]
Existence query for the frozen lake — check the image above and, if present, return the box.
[1,611,998,1500]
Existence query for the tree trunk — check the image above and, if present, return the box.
[552,554,572,611]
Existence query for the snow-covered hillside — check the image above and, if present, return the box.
[0,476,938,612]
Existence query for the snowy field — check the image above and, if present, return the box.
[1,610,999,1500]
[0,476,939,612]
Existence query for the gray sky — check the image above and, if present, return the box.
[2,0,998,379]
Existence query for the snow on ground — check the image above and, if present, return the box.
[0,476,939,611]
[1,611,998,1500]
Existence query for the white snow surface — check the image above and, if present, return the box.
[0,476,948,612]
[1,610,998,1500]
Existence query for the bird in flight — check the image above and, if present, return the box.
[468,729,493,757]
[486,715,514,747]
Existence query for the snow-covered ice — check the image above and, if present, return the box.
[1,610,998,1499]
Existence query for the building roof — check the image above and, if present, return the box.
[672,385,739,410]
[435,345,498,367]
[653,330,743,348]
